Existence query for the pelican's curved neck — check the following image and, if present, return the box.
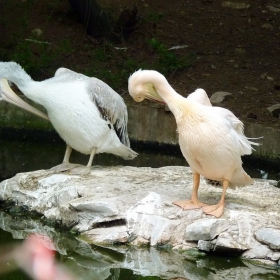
[0,62,32,88]
[151,72,183,104]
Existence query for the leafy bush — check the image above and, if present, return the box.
[149,38,192,73]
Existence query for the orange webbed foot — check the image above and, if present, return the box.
[202,204,225,218]
[173,199,208,210]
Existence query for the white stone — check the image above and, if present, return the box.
[32,28,43,36]
[255,228,280,249]
[267,251,280,261]
[242,242,271,259]
[185,218,228,241]
[198,240,215,251]
[267,76,274,81]
[84,225,129,244]
[216,232,248,251]
[210,91,232,104]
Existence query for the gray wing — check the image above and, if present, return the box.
[53,68,131,147]
[87,78,130,147]
[53,67,84,81]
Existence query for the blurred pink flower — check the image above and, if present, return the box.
[12,234,75,280]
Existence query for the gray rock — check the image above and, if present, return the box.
[267,5,280,13]
[234,47,246,55]
[261,23,273,30]
[267,251,280,261]
[245,86,258,92]
[32,28,43,36]
[215,232,247,252]
[222,2,250,9]
[0,166,280,262]
[185,218,228,241]
[242,241,271,259]
[267,104,280,118]
[261,72,268,79]
[267,76,274,81]
[245,258,277,269]
[84,226,129,244]
[210,91,232,104]
[197,240,215,251]
[255,228,280,249]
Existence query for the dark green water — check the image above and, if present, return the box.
[1,219,280,280]
[0,129,280,279]
[0,129,279,182]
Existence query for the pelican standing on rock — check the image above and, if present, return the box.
[0,62,137,174]
[128,69,258,218]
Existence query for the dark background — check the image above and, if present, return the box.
[0,0,279,128]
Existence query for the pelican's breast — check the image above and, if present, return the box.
[38,81,114,154]
[176,106,242,180]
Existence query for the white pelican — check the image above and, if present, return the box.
[128,69,258,218]
[0,62,137,174]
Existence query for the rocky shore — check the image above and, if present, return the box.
[0,165,280,268]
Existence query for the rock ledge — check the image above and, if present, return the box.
[0,166,279,263]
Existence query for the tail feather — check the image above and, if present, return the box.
[229,169,253,188]
[247,137,263,151]
[112,144,138,160]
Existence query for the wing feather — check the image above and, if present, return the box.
[87,78,130,147]
[53,68,130,147]
[213,107,259,155]
[186,88,212,107]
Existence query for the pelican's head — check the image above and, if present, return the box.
[128,69,165,103]
[0,78,49,120]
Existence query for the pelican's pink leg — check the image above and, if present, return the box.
[173,173,208,210]
[202,179,229,218]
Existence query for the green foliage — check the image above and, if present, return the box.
[149,38,192,73]
[83,37,194,91]
[84,42,149,90]
[94,47,108,62]
[85,56,149,90]
[55,38,74,55]
[146,11,164,23]
[10,39,52,75]
[8,37,74,79]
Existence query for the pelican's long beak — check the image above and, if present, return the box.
[146,82,165,104]
[0,78,49,121]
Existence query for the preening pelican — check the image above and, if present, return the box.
[0,78,48,120]
[128,69,258,218]
[0,62,137,174]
